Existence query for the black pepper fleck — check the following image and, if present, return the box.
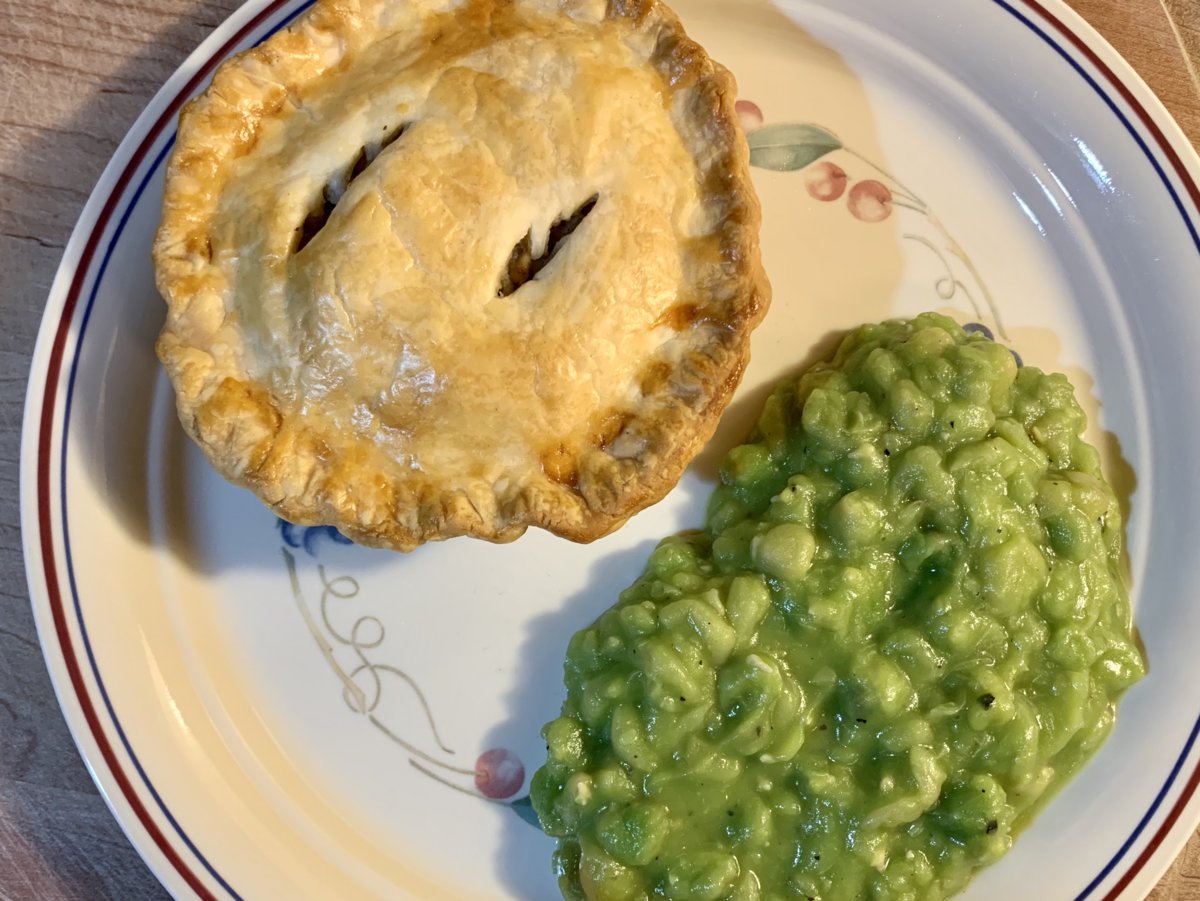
[979,693,996,710]
[986,819,998,834]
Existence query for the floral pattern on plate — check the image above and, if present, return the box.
[278,520,537,825]
[739,100,1012,346]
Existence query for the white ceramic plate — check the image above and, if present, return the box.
[21,0,1200,897]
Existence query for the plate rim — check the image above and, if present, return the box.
[19,0,1200,898]
[20,1,316,897]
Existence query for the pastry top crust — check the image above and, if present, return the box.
[154,0,769,550]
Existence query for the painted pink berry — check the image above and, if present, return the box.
[734,99,764,133]
[475,748,525,800]
[847,179,894,222]
[804,161,848,202]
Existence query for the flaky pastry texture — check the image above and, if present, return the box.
[154,0,769,550]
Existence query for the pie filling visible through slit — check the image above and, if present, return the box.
[153,0,770,551]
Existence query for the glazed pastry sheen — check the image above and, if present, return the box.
[154,0,769,550]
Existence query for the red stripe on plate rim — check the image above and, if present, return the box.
[34,0,294,898]
[1018,0,1200,895]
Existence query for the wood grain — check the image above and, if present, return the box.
[1,3,237,897]
[0,0,1197,898]
[1069,0,1200,146]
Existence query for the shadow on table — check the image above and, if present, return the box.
[6,1,248,897]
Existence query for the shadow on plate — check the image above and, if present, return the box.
[480,537,660,900]
[12,0,245,895]
[689,326,849,482]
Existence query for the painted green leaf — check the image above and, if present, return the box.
[747,123,842,171]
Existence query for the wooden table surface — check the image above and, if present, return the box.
[1,0,1198,898]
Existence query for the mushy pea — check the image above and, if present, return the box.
[531,314,1145,901]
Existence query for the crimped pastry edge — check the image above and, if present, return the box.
[153,0,770,551]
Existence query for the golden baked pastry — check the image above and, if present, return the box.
[153,0,769,550]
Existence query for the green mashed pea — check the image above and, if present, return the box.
[531,314,1144,901]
